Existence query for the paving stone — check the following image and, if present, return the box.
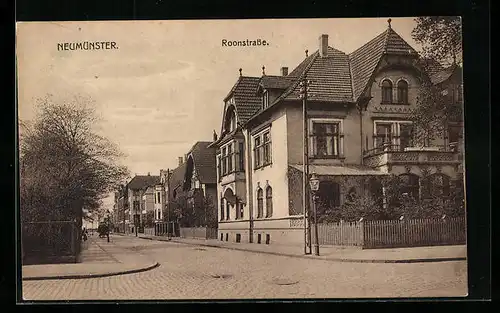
[22,235,468,300]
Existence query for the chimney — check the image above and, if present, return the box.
[184,154,188,163]
[178,157,183,165]
[280,67,288,76]
[147,172,150,176]
[319,34,328,57]
[213,130,218,142]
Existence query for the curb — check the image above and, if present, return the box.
[22,262,160,281]
[132,236,466,264]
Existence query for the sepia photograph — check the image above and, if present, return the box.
[16,17,467,301]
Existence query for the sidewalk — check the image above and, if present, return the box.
[22,235,159,280]
[133,233,466,263]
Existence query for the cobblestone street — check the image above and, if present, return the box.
[22,235,468,300]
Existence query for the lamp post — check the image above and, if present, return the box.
[309,172,320,256]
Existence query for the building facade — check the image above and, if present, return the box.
[211,21,464,246]
[125,174,160,232]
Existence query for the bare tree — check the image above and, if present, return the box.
[19,95,129,225]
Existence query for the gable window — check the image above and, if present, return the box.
[254,129,272,169]
[397,80,409,104]
[265,186,273,218]
[310,119,343,158]
[263,90,269,109]
[381,79,393,103]
[374,121,413,152]
[257,188,264,218]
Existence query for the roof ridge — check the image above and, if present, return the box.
[274,51,319,103]
[383,28,390,53]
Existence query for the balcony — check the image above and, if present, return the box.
[363,144,461,169]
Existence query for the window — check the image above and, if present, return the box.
[397,80,409,104]
[375,123,393,148]
[311,122,341,157]
[227,144,233,173]
[318,181,341,208]
[254,130,272,168]
[399,174,420,200]
[237,203,244,219]
[220,141,244,177]
[157,210,161,220]
[221,147,227,174]
[374,121,413,151]
[238,142,245,171]
[448,125,462,152]
[257,188,264,218]
[220,197,225,221]
[157,192,161,204]
[265,186,273,217]
[226,110,237,132]
[263,90,269,109]
[382,79,393,103]
[217,155,222,178]
[225,200,231,220]
[399,124,414,151]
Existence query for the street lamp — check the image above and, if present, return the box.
[309,172,320,256]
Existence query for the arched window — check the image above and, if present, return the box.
[381,79,393,103]
[318,181,341,208]
[257,188,264,218]
[225,200,231,220]
[220,197,225,221]
[399,174,420,200]
[265,186,273,217]
[397,80,409,104]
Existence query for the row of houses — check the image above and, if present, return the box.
[113,21,464,246]
[111,141,218,233]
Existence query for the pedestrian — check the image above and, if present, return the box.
[82,227,88,241]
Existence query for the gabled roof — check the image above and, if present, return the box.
[168,162,187,199]
[127,175,160,191]
[187,141,217,184]
[259,75,294,90]
[429,63,460,85]
[223,76,262,124]
[349,26,418,101]
[278,47,353,103]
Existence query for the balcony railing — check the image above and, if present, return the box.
[363,144,461,168]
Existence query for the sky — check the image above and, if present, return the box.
[16,17,421,211]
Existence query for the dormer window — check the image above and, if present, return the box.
[381,79,393,103]
[263,90,269,109]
